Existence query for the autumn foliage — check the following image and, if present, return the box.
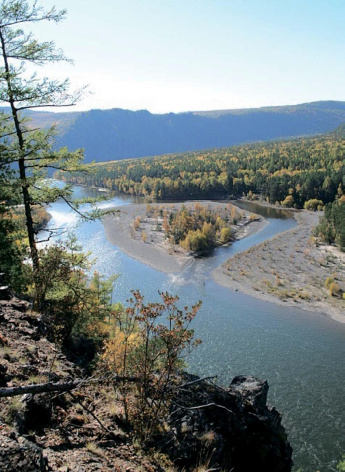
[102,290,201,440]
[162,203,242,252]
[59,126,345,208]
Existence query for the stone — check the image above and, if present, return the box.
[161,373,293,472]
[0,431,48,471]
[0,363,8,387]
[230,375,269,410]
[0,286,13,301]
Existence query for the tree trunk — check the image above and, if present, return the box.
[0,28,41,305]
[0,376,139,398]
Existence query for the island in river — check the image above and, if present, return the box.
[102,201,344,324]
[103,201,265,273]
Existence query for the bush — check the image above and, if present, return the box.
[325,277,334,289]
[36,239,118,353]
[281,195,294,207]
[102,291,201,442]
[220,227,231,243]
[181,229,208,252]
[304,199,324,211]
[329,282,340,297]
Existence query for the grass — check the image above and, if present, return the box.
[0,346,16,361]
[28,375,48,384]
[5,397,25,422]
[198,430,215,446]
[85,442,105,458]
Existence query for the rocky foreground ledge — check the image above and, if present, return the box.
[0,298,292,472]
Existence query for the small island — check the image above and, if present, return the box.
[103,201,263,273]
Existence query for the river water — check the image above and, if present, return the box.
[44,186,345,472]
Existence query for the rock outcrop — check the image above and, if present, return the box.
[0,296,292,471]
[163,373,292,471]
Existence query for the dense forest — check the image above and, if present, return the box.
[59,124,345,208]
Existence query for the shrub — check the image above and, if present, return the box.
[304,199,324,211]
[329,282,340,297]
[282,195,294,207]
[220,227,231,243]
[102,291,201,442]
[35,240,119,354]
[325,277,334,289]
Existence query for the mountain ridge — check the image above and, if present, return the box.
[58,100,345,162]
[2,100,345,162]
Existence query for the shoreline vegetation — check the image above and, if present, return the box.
[102,200,344,324]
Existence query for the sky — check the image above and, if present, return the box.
[25,0,345,114]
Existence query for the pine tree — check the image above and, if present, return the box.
[0,0,89,305]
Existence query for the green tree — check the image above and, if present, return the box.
[37,237,120,353]
[0,134,27,290]
[0,0,90,305]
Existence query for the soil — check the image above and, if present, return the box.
[0,298,163,472]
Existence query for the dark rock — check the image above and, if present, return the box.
[20,365,39,376]
[14,394,53,435]
[0,298,29,313]
[0,430,48,471]
[0,363,8,387]
[10,298,30,312]
[0,286,13,301]
[162,373,292,472]
[230,375,268,410]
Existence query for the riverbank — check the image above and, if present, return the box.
[102,201,266,274]
[213,210,345,324]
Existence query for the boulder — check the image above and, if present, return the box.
[162,374,293,472]
[0,286,13,301]
[0,430,48,471]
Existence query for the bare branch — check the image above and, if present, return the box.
[17,103,76,111]
[177,375,218,390]
[0,376,139,398]
[171,401,235,417]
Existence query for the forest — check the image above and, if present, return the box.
[59,124,345,209]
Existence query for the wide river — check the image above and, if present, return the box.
[44,185,345,472]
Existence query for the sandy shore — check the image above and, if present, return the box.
[213,210,345,324]
[102,201,264,274]
[103,204,190,273]
[103,201,344,324]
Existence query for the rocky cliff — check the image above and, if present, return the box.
[0,296,292,471]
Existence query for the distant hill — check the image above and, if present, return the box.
[3,101,345,162]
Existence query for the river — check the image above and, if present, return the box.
[43,185,345,472]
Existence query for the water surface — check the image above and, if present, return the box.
[44,187,345,472]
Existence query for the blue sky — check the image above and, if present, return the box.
[29,0,345,113]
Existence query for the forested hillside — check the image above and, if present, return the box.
[60,124,345,209]
[3,101,345,162]
[57,101,345,162]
